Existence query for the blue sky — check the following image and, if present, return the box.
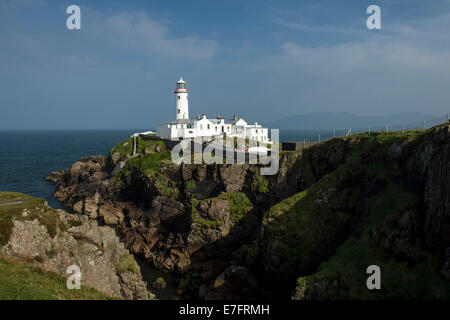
[1,0,450,129]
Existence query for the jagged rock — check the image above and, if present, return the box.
[45,123,450,300]
[147,196,185,227]
[73,200,83,214]
[219,165,248,192]
[152,277,167,290]
[84,198,99,219]
[1,203,150,300]
[99,203,125,225]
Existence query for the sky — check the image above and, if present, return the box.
[1,0,450,130]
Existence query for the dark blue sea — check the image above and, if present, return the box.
[0,130,135,209]
[0,129,327,209]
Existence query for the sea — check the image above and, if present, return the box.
[0,129,330,209]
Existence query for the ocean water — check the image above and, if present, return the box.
[0,130,135,209]
[0,129,322,209]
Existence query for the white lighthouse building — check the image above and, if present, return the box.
[156,78,270,145]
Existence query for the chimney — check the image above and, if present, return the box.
[233,114,237,121]
[197,114,200,120]
[217,114,221,120]
[202,113,206,119]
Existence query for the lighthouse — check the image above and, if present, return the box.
[175,77,189,120]
[156,77,270,145]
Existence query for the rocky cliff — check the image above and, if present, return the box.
[0,192,149,300]
[46,124,450,299]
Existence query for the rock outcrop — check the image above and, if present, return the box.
[0,193,149,300]
[45,124,450,300]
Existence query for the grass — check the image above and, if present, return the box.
[222,192,253,223]
[185,180,197,193]
[136,136,167,155]
[117,254,139,274]
[111,137,133,156]
[249,175,269,194]
[0,191,64,246]
[190,192,252,233]
[261,131,436,293]
[0,254,114,300]
[294,183,450,299]
[191,199,224,232]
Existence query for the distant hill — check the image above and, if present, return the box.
[267,111,439,130]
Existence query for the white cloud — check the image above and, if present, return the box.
[92,11,218,60]
[247,34,450,116]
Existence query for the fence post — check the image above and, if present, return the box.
[368,124,371,135]
[402,123,405,134]
[319,134,321,143]
[448,113,450,122]
[303,139,306,148]
[423,120,426,129]
[386,124,388,133]
[346,128,352,137]
[333,129,336,138]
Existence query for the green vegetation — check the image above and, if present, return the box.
[190,192,252,233]
[136,136,167,155]
[292,180,442,299]
[249,175,269,193]
[0,254,113,300]
[126,152,172,175]
[111,136,167,158]
[222,192,253,223]
[0,192,64,246]
[191,198,224,232]
[185,180,197,193]
[111,137,133,156]
[117,254,139,274]
[152,276,166,289]
[260,130,450,298]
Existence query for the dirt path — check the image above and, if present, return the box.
[0,200,27,206]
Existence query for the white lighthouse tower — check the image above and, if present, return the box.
[175,77,189,120]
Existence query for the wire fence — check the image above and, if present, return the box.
[281,113,450,144]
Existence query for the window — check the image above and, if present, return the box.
[215,126,218,132]
[178,96,180,100]
[177,109,180,114]
[189,130,193,134]
[256,130,258,134]
[207,124,210,130]
[200,124,203,130]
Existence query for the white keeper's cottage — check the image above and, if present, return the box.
[156,78,270,144]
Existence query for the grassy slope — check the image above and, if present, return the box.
[261,129,450,299]
[0,192,115,300]
[0,254,113,300]
[0,192,62,246]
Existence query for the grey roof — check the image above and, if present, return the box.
[168,119,193,124]
[167,118,234,125]
[209,118,234,124]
